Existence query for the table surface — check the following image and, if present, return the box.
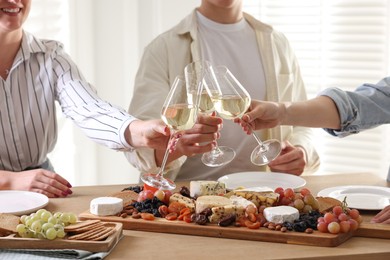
[45,173,390,260]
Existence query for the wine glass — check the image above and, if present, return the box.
[204,65,282,166]
[140,75,200,190]
[184,61,236,167]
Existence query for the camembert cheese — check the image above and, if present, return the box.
[263,206,299,224]
[90,197,123,216]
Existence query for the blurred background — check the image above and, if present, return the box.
[25,0,390,186]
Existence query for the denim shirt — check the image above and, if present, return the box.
[319,77,390,180]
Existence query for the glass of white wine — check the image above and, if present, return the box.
[140,75,200,190]
[205,65,282,166]
[185,60,236,167]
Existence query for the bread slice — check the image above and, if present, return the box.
[110,190,139,206]
[0,213,20,235]
[316,196,342,213]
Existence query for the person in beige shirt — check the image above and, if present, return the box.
[126,0,320,181]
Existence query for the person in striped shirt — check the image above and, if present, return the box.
[0,0,188,198]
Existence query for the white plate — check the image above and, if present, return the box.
[217,171,306,191]
[0,190,49,215]
[317,185,390,210]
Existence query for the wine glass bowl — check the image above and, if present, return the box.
[140,75,200,190]
[204,65,282,166]
[185,61,236,167]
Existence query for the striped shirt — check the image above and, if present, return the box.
[0,31,136,171]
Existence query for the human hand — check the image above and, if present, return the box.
[127,119,171,150]
[268,141,306,176]
[371,205,390,224]
[6,169,72,198]
[155,113,222,166]
[234,100,286,133]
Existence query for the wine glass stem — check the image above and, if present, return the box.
[248,126,267,152]
[156,133,174,178]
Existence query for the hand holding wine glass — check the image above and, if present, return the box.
[140,75,200,190]
[204,65,282,166]
[185,61,236,167]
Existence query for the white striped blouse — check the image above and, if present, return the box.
[0,31,136,171]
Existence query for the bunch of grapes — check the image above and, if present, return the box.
[16,209,77,240]
[275,187,319,213]
[317,203,362,234]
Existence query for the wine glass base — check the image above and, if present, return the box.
[140,173,176,190]
[201,146,236,167]
[251,139,282,166]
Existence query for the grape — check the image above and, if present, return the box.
[154,190,165,201]
[46,227,57,240]
[300,188,311,196]
[339,220,351,233]
[284,188,295,199]
[69,213,78,224]
[327,222,340,234]
[303,194,315,206]
[317,222,328,233]
[324,212,335,224]
[31,220,42,233]
[293,199,305,210]
[349,209,360,220]
[16,209,79,240]
[60,213,70,223]
[332,205,343,216]
[42,223,54,233]
[41,211,52,222]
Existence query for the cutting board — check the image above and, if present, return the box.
[0,222,123,252]
[78,211,390,247]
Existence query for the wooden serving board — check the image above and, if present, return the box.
[0,222,122,252]
[78,211,384,247]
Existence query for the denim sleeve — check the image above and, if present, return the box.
[318,77,390,137]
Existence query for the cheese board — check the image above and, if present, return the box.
[77,210,390,247]
[0,222,123,252]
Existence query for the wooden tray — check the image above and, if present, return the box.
[0,222,123,252]
[78,211,378,247]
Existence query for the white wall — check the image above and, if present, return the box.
[64,0,199,186]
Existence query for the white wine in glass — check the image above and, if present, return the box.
[140,75,200,190]
[185,60,236,167]
[205,65,282,166]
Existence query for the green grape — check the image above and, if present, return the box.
[60,213,70,223]
[45,227,57,240]
[68,213,77,224]
[53,212,62,219]
[41,211,52,222]
[56,229,66,238]
[36,209,46,218]
[54,224,64,232]
[20,215,28,224]
[42,223,54,233]
[31,220,42,233]
[25,218,34,228]
[16,224,27,235]
[48,216,58,225]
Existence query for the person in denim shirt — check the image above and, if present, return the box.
[234,77,390,224]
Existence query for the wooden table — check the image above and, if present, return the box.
[46,173,390,260]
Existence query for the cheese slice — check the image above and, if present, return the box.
[169,193,196,212]
[195,195,231,214]
[90,197,123,216]
[263,206,299,224]
[208,204,245,223]
[190,181,226,197]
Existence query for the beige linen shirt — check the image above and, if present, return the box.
[126,10,320,181]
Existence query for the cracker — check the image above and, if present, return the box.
[66,222,104,233]
[64,220,101,232]
[85,226,113,240]
[67,226,106,240]
[91,227,116,241]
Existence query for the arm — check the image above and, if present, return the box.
[238,96,341,131]
[0,169,72,198]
